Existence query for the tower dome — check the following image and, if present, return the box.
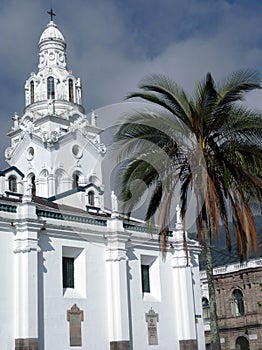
[38,20,67,69]
[39,20,66,50]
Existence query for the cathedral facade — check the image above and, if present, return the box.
[0,17,205,350]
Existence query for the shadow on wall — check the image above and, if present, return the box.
[38,232,55,350]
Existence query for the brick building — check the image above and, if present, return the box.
[201,259,262,349]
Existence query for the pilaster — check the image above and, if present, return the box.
[13,217,44,350]
[0,176,5,195]
[47,174,56,197]
[172,206,198,349]
[172,246,197,347]
[105,219,130,350]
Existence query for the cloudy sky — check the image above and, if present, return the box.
[1,0,262,171]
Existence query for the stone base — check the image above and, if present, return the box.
[15,338,38,350]
[179,339,197,350]
[110,340,130,350]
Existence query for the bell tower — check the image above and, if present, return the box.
[5,13,105,209]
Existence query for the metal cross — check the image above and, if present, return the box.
[47,8,56,21]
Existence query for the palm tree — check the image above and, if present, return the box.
[114,70,262,350]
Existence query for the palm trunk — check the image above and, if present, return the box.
[204,229,221,350]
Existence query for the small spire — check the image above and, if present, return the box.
[47,8,56,21]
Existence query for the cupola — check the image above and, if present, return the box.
[24,14,83,115]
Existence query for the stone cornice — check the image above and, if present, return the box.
[200,258,262,280]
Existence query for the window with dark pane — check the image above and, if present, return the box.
[47,76,55,99]
[30,81,34,104]
[63,257,74,288]
[141,264,150,293]
[8,176,17,192]
[202,297,210,320]
[72,173,79,188]
[233,289,245,316]
[88,191,95,206]
[31,175,36,196]
[68,79,74,102]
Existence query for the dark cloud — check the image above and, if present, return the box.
[0,0,262,169]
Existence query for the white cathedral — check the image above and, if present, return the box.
[0,15,205,350]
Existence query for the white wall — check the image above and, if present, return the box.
[127,247,180,349]
[39,232,109,350]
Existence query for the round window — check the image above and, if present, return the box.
[26,146,35,161]
[72,144,83,159]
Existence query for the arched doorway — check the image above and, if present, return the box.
[236,336,249,350]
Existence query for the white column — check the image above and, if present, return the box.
[36,178,48,197]
[60,177,72,192]
[172,247,197,342]
[105,217,130,349]
[0,176,5,195]
[172,205,197,349]
[17,179,23,194]
[14,202,43,348]
[191,249,206,350]
[47,174,56,197]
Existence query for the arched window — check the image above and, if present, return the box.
[30,81,34,104]
[47,76,55,99]
[202,297,210,320]
[233,289,245,316]
[88,191,95,206]
[236,336,250,350]
[72,173,79,188]
[8,176,17,192]
[68,79,74,102]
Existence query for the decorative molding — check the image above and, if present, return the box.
[5,147,14,160]
[13,238,41,254]
[0,203,17,213]
[36,209,107,226]
[105,247,128,262]
[200,258,262,279]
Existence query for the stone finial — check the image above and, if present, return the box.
[91,110,97,126]
[176,204,182,224]
[12,112,20,128]
[111,191,118,213]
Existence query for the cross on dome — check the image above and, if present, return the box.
[47,8,56,21]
